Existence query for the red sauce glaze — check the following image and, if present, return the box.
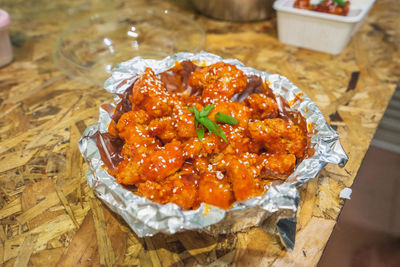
[106,61,310,210]
[294,0,350,16]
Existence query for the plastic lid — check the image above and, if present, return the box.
[0,9,11,29]
[53,7,205,85]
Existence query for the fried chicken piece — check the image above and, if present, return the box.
[117,121,150,146]
[258,153,296,180]
[198,172,234,209]
[120,141,159,160]
[211,152,262,181]
[205,102,253,154]
[182,137,204,159]
[211,124,263,155]
[125,109,150,123]
[181,127,240,158]
[173,107,197,139]
[148,117,177,143]
[115,159,143,185]
[208,153,226,171]
[248,118,307,158]
[173,93,203,108]
[141,141,184,182]
[130,68,173,117]
[208,101,251,128]
[247,140,265,154]
[218,125,251,155]
[116,110,157,157]
[166,172,199,209]
[245,93,278,120]
[137,172,198,210]
[193,157,209,174]
[202,132,228,154]
[116,110,149,138]
[137,180,170,204]
[148,105,198,143]
[225,155,264,201]
[189,62,247,104]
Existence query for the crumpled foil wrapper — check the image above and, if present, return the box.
[78,52,348,249]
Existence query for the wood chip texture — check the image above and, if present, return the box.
[0,0,399,266]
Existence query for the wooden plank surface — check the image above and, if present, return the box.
[0,0,399,266]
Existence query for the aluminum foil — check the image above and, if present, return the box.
[78,52,348,249]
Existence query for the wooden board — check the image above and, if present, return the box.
[0,0,399,266]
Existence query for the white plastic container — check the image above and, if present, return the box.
[273,0,376,55]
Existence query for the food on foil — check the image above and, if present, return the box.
[103,61,310,210]
[294,0,350,16]
[79,52,348,240]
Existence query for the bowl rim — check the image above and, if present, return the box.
[53,7,205,84]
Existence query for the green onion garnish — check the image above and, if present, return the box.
[195,120,205,140]
[188,104,237,143]
[215,112,239,125]
[199,104,215,117]
[333,0,346,6]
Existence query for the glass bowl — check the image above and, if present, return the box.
[54,7,205,85]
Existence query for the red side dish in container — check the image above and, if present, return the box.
[104,61,311,210]
[294,0,350,16]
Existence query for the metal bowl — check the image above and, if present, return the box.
[190,0,274,21]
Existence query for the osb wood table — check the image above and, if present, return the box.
[0,0,399,266]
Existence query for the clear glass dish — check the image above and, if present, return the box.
[54,7,205,85]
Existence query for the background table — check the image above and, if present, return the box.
[0,0,399,266]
